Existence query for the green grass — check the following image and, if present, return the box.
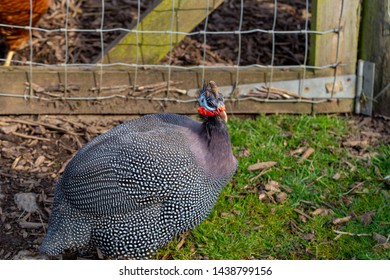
[156,114,390,260]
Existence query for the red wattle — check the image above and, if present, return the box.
[198,107,216,117]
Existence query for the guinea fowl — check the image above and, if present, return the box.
[40,81,237,259]
[0,0,51,66]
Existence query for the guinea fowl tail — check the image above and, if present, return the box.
[39,188,93,256]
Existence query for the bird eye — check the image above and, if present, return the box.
[206,99,216,108]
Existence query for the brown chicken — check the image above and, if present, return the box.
[0,0,51,66]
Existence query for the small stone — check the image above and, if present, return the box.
[14,193,38,213]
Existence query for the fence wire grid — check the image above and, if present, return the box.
[0,0,348,106]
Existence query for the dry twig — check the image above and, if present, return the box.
[333,230,372,240]
[294,208,314,221]
[11,132,51,142]
[5,119,81,136]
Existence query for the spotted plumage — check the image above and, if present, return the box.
[40,81,237,259]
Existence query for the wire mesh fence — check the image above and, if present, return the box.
[0,0,360,114]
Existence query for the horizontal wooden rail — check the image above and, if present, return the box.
[0,66,353,115]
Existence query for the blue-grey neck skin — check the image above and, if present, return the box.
[198,89,225,112]
[198,80,225,115]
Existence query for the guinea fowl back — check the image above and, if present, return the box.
[40,81,237,259]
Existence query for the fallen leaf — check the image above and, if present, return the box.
[0,124,19,134]
[332,216,351,225]
[343,140,369,149]
[381,243,390,250]
[252,225,264,230]
[362,152,380,160]
[275,192,288,202]
[220,212,233,217]
[372,232,387,244]
[359,211,375,226]
[361,131,382,138]
[298,215,307,223]
[374,165,382,178]
[288,146,307,156]
[34,155,46,168]
[265,180,280,192]
[12,156,21,169]
[237,147,251,158]
[247,161,277,171]
[311,208,331,216]
[301,232,315,241]
[258,193,268,202]
[299,147,314,162]
[332,173,341,180]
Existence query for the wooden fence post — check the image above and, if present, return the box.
[359,0,390,117]
[310,0,361,75]
[98,0,224,65]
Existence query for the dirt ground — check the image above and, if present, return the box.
[0,114,389,260]
[1,0,311,66]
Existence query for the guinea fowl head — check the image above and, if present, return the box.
[197,81,228,122]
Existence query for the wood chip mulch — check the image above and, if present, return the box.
[1,0,312,66]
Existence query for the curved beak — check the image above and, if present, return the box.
[217,105,228,122]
